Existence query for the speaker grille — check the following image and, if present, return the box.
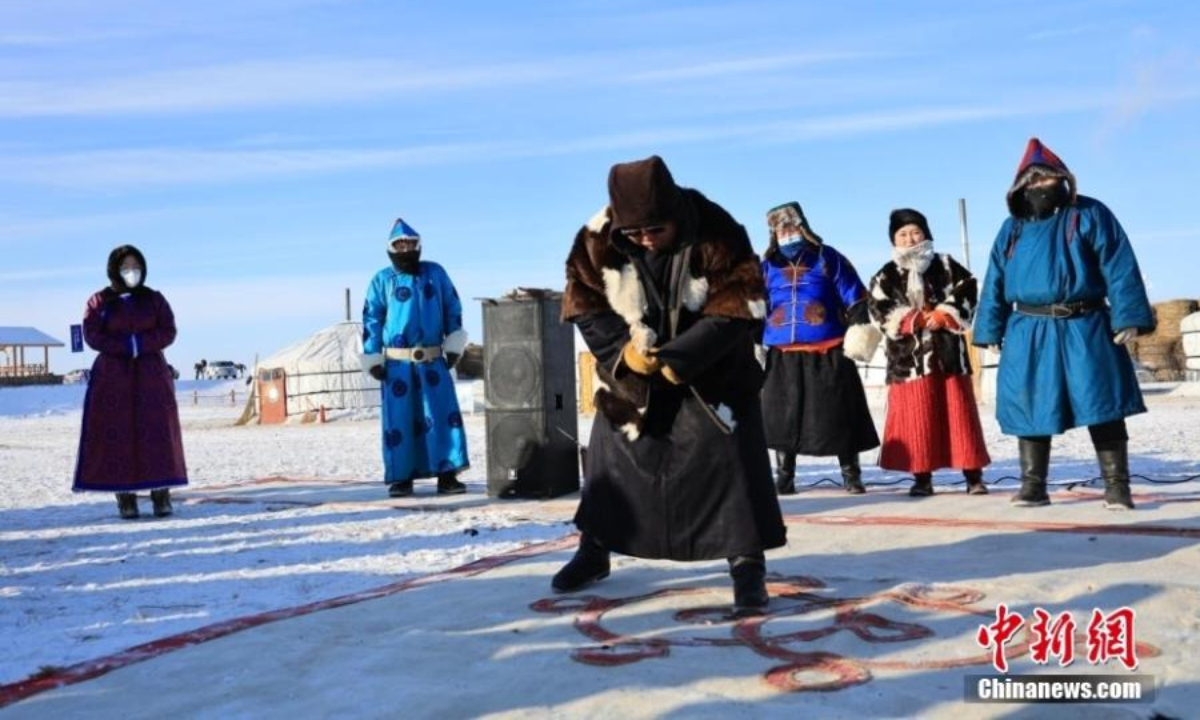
[487,411,542,472]
[486,345,541,408]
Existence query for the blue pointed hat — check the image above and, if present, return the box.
[388,217,421,247]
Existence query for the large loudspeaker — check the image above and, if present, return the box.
[483,293,579,498]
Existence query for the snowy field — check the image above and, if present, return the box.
[1,380,1199,717]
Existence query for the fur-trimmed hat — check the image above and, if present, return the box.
[1006,137,1078,216]
[607,155,683,231]
[888,208,932,244]
[387,217,421,250]
[106,244,148,293]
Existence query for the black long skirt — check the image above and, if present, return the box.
[576,385,787,561]
[761,346,880,456]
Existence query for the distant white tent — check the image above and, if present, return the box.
[256,322,379,419]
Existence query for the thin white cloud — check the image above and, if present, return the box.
[0,265,95,282]
[0,45,892,118]
[622,51,881,82]
[4,96,1128,189]
[6,142,518,187]
[0,59,572,117]
[1027,24,1101,42]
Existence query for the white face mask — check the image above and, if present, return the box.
[120,268,142,288]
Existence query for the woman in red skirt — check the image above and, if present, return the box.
[866,209,990,496]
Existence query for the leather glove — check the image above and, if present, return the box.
[368,364,387,381]
[622,341,662,375]
[446,352,461,370]
[1113,328,1138,345]
[660,363,684,385]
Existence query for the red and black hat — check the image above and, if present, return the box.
[1006,137,1078,215]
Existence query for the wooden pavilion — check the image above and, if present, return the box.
[0,327,64,385]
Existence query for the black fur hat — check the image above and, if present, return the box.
[888,208,933,245]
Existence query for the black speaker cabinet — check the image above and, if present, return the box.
[483,293,579,498]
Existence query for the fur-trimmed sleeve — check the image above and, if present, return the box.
[867,265,916,341]
[562,221,615,323]
[931,254,977,336]
[693,207,766,322]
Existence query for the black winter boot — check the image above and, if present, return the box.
[388,480,413,498]
[1012,438,1051,507]
[774,452,796,495]
[116,493,139,520]
[1096,440,1135,511]
[729,555,769,615]
[908,472,934,497]
[436,472,467,495]
[150,489,173,517]
[963,469,988,495]
[552,535,611,593]
[839,452,866,494]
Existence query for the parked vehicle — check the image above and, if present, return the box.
[63,369,91,385]
[204,360,239,380]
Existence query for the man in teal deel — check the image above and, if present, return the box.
[361,217,470,497]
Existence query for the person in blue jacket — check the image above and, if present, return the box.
[361,218,470,497]
[760,202,879,494]
[974,138,1155,510]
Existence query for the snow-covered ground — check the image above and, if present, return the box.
[2,381,1199,717]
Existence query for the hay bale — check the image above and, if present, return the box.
[1154,368,1183,382]
[1152,299,1200,339]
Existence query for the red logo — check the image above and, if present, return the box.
[1086,607,1139,670]
[978,605,1140,673]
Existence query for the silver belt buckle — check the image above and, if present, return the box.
[1050,304,1072,318]
[412,348,426,362]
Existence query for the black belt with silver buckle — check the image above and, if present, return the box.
[1014,300,1106,318]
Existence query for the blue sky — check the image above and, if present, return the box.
[2,0,1198,373]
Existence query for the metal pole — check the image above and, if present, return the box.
[344,288,351,322]
[958,198,971,271]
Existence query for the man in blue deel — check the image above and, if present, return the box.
[361,217,470,497]
[974,138,1155,511]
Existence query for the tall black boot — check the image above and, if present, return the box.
[963,469,988,495]
[116,493,139,520]
[729,554,769,615]
[436,472,467,495]
[774,451,796,495]
[551,534,611,593]
[150,489,173,518]
[1012,438,1051,507]
[1096,440,1135,511]
[838,452,865,494]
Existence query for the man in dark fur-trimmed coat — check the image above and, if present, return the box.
[553,155,786,614]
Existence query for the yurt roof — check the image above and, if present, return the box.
[260,322,363,372]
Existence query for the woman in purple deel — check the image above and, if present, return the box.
[73,245,188,519]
